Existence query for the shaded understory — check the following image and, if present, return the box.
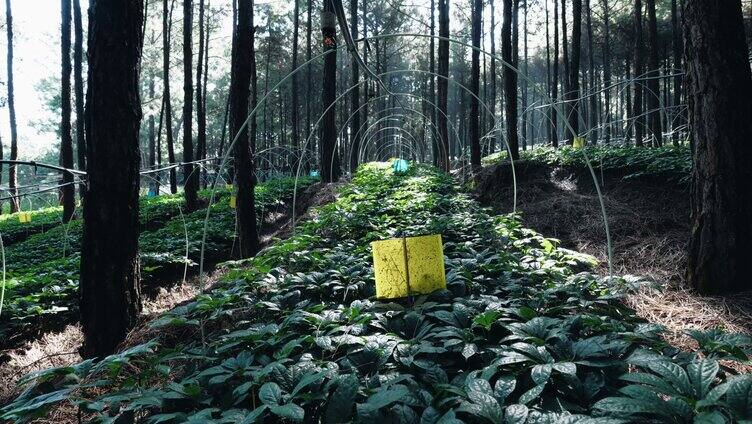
[3,162,752,423]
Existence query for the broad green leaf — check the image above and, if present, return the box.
[325,374,359,423]
[259,382,284,406]
[687,359,719,399]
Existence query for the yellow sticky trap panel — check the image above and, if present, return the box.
[18,212,32,223]
[573,137,586,149]
[371,234,446,299]
[229,196,237,209]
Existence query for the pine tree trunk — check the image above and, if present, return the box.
[305,0,313,172]
[321,1,340,182]
[291,0,300,158]
[685,0,752,295]
[671,0,682,146]
[551,0,559,147]
[73,0,86,171]
[149,56,156,181]
[183,0,198,210]
[5,0,19,213]
[80,0,144,359]
[566,0,581,140]
[349,0,360,172]
[586,0,596,144]
[163,0,178,193]
[633,0,644,146]
[469,0,481,172]
[61,0,75,223]
[437,0,450,170]
[196,0,207,187]
[502,0,519,159]
[489,0,497,153]
[601,0,612,144]
[646,0,662,146]
[230,0,260,258]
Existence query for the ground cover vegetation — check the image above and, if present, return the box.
[0,176,316,349]
[481,145,691,182]
[3,163,751,423]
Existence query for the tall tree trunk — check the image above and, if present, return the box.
[361,0,368,168]
[567,0,582,140]
[291,0,300,157]
[349,0,361,172]
[633,0,644,146]
[646,0,663,146]
[522,0,529,150]
[230,0,260,258]
[502,0,519,159]
[80,0,144,359]
[149,48,156,185]
[305,0,313,172]
[489,0,496,153]
[73,0,85,171]
[671,0,682,145]
[601,0,612,144]
[61,0,75,223]
[196,0,207,186]
[437,0,450,169]
[684,0,752,295]
[183,0,198,209]
[469,0,481,171]
[163,0,178,193]
[561,0,569,129]
[586,0,596,144]
[552,0,559,147]
[321,1,340,182]
[5,0,19,213]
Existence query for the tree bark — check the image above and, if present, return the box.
[321,1,341,182]
[469,0,482,171]
[230,0,260,258]
[633,0,644,146]
[502,0,519,159]
[685,0,752,295]
[163,0,178,193]
[551,0,559,147]
[489,0,496,153]
[80,0,144,359]
[565,0,581,140]
[601,0,612,144]
[5,0,19,213]
[586,0,596,144]
[349,0,361,172]
[183,0,198,209]
[291,0,301,158]
[305,0,313,172]
[196,0,207,186]
[646,0,663,146]
[61,0,75,223]
[73,0,86,171]
[437,0,450,170]
[671,0,682,146]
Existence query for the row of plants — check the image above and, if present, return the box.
[0,187,220,248]
[0,177,317,348]
[482,145,691,182]
[3,162,749,423]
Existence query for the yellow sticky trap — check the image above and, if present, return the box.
[18,212,31,223]
[371,234,446,299]
[226,184,233,190]
[229,196,237,209]
[573,136,586,149]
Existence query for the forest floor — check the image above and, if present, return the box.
[0,181,336,406]
[475,161,752,353]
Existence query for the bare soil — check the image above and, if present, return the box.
[475,161,752,353]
